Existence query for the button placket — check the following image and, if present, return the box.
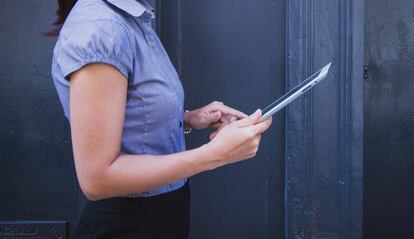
[140,17,179,92]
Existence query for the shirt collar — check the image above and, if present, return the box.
[104,0,154,18]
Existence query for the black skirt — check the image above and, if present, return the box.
[72,182,191,239]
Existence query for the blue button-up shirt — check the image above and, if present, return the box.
[51,0,187,197]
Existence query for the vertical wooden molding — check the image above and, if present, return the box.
[349,1,364,238]
[285,0,313,237]
[337,0,350,238]
[285,0,364,238]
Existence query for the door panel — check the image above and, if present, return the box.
[160,1,286,238]
[364,0,414,238]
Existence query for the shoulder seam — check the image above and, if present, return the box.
[59,19,135,56]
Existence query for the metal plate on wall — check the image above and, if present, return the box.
[0,221,66,239]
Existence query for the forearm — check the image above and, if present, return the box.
[85,144,218,200]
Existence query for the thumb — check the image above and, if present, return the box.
[234,109,262,127]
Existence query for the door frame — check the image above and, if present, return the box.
[285,0,364,238]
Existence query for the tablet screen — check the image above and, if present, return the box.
[262,68,323,116]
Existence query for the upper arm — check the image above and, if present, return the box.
[53,19,134,192]
[69,63,128,190]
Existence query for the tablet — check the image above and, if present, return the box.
[260,62,331,122]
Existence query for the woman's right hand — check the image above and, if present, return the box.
[204,109,272,169]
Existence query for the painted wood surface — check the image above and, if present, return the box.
[285,0,364,238]
[364,0,414,238]
[160,0,286,238]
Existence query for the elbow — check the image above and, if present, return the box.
[82,186,103,202]
[79,176,107,201]
[74,155,114,201]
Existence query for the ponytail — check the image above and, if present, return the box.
[45,0,78,36]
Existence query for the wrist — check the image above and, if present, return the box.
[197,142,226,171]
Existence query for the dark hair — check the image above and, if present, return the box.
[45,0,78,36]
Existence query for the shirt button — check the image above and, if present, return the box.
[179,121,183,128]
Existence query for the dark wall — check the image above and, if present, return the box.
[0,0,80,237]
[6,0,403,238]
[160,1,286,238]
[364,0,414,238]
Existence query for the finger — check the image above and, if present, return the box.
[206,111,222,125]
[252,134,262,147]
[209,131,218,140]
[210,122,221,129]
[212,104,248,119]
[251,117,273,134]
[234,109,262,127]
[220,115,231,125]
[213,122,228,135]
[210,117,229,139]
[210,115,230,129]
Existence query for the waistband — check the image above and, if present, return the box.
[85,181,190,214]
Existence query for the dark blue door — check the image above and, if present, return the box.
[364,0,414,238]
[0,0,369,238]
[160,0,365,238]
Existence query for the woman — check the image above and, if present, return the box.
[48,0,272,238]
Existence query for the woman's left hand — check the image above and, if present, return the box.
[184,101,247,133]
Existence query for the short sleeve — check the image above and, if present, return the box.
[56,19,134,81]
